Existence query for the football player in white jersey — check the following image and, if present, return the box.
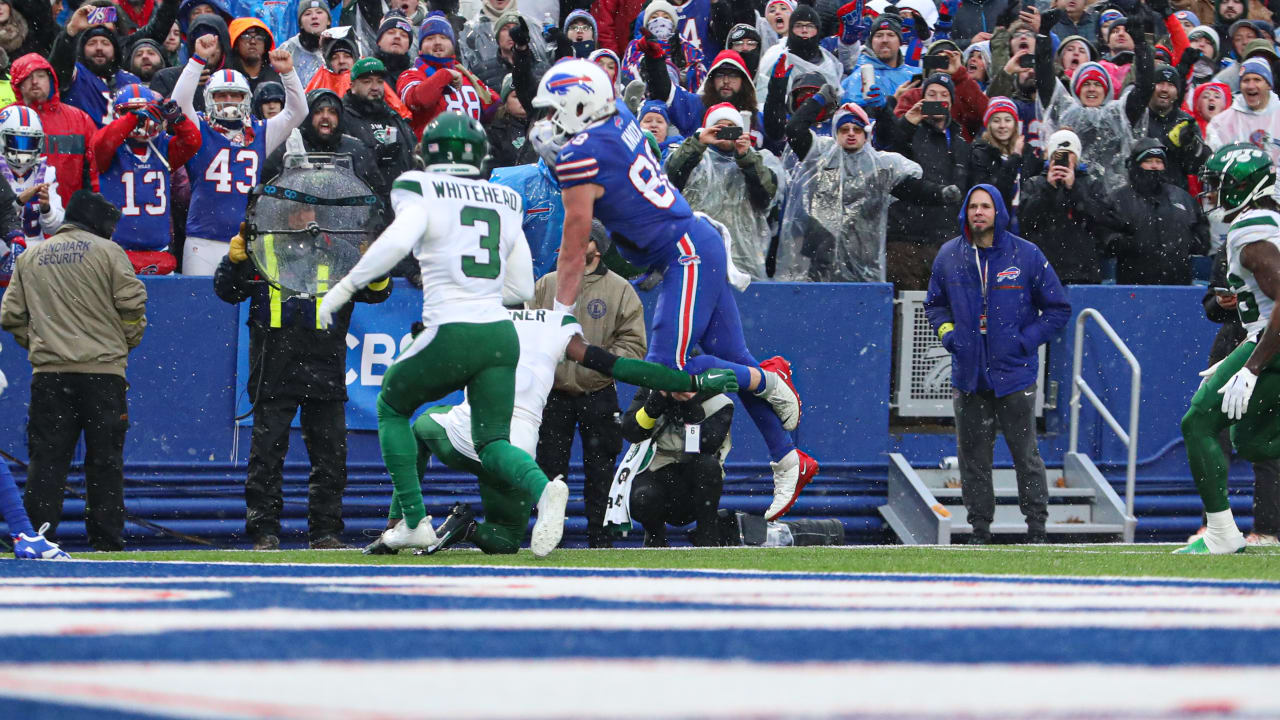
[1179,143,1280,554]
[363,306,736,556]
[318,112,563,554]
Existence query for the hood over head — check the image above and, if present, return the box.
[958,183,1009,244]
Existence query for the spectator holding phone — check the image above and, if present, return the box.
[1018,129,1114,285]
[892,40,989,141]
[665,103,782,280]
[50,4,143,127]
[968,97,1030,216]
[884,71,968,290]
[841,15,915,109]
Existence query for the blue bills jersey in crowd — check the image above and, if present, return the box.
[99,136,174,251]
[554,105,694,269]
[184,118,267,242]
[65,64,142,127]
[630,0,715,56]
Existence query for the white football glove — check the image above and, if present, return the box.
[1198,358,1224,390]
[1219,366,1258,421]
[317,277,357,330]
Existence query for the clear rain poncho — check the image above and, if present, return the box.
[754,43,845,108]
[245,154,381,298]
[675,147,787,280]
[1038,80,1147,195]
[776,137,921,282]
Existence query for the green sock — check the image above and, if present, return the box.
[1182,406,1231,514]
[377,394,428,528]
[472,523,522,554]
[478,439,550,504]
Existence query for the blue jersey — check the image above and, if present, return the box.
[185,118,267,242]
[100,136,174,251]
[490,159,563,279]
[554,106,695,269]
[65,65,142,127]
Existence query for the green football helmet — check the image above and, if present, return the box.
[1200,143,1277,219]
[418,111,489,176]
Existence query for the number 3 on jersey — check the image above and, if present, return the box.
[460,205,501,279]
[204,147,259,194]
[628,151,675,209]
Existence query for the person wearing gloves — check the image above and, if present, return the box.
[148,12,233,113]
[645,49,758,145]
[486,73,536,168]
[1018,129,1115,285]
[618,386,733,547]
[544,8,596,59]
[754,5,842,107]
[664,102,783,280]
[892,39,990,141]
[638,99,685,159]
[397,12,498,136]
[925,184,1071,544]
[884,71,970,290]
[1102,138,1210,285]
[174,34,306,274]
[50,8,143,128]
[776,99,944,283]
[967,96,1029,216]
[278,0,332,84]
[1039,0,1100,47]
[1036,14,1155,194]
[621,1,707,91]
[262,88,378,188]
[1207,58,1280,164]
[1147,59,1211,190]
[840,14,915,109]
[461,9,551,89]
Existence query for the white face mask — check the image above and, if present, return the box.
[530,119,565,165]
[647,16,675,41]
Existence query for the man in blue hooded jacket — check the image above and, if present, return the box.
[925,184,1071,544]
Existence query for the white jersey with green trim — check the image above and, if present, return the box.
[389,170,527,326]
[439,309,583,462]
[1226,208,1280,340]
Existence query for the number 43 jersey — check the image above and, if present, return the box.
[184,117,266,243]
[390,170,527,326]
[1227,208,1280,340]
[555,106,695,270]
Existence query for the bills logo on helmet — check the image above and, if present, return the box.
[546,74,597,95]
[996,267,1021,282]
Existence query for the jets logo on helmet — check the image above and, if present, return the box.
[204,69,252,125]
[112,83,163,142]
[0,105,45,174]
[532,59,616,142]
[1200,143,1277,220]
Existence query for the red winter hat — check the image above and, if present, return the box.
[702,101,745,130]
[708,50,750,80]
[983,96,1019,126]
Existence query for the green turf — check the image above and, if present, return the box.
[79,545,1280,581]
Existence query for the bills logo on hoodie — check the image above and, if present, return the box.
[996,266,1021,282]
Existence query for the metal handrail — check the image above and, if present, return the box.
[1069,309,1141,522]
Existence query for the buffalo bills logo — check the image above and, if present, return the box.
[1250,129,1273,151]
[996,266,1021,282]
[546,74,596,95]
[678,254,700,266]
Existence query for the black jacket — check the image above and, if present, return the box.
[486,107,536,170]
[1204,248,1247,364]
[341,90,416,202]
[886,116,971,246]
[967,139,1033,217]
[262,93,381,195]
[1019,165,1114,285]
[214,256,391,401]
[621,387,733,457]
[1145,104,1209,191]
[1101,181,1210,285]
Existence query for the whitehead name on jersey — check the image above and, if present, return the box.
[554,105,695,269]
[439,309,583,462]
[185,117,267,243]
[389,170,525,326]
[1226,208,1280,340]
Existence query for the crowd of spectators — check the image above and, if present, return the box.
[0,0,1256,291]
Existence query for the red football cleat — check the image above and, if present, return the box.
[759,355,801,431]
[765,449,818,521]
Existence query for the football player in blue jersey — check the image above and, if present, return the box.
[534,59,817,520]
[173,33,306,275]
[92,85,204,274]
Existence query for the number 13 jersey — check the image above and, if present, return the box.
[390,170,527,326]
[1227,208,1280,340]
[554,105,695,270]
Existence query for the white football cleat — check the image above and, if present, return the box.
[1246,532,1279,546]
[379,516,437,550]
[758,356,801,431]
[765,449,818,521]
[531,476,569,558]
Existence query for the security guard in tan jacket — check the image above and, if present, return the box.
[0,190,146,551]
[533,223,647,547]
